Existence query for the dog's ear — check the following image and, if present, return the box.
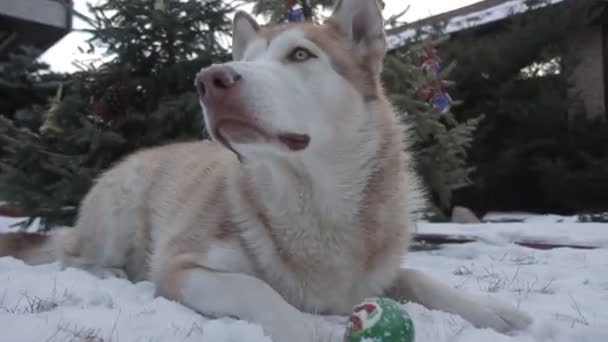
[232,11,260,61]
[329,0,386,71]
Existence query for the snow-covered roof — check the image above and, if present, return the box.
[386,0,566,50]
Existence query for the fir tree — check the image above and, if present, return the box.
[383,39,483,219]
[0,0,234,229]
[247,0,405,27]
[443,0,606,214]
[0,46,66,126]
[250,0,330,23]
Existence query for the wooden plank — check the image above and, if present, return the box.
[412,233,478,244]
[412,233,599,250]
[514,240,598,250]
[0,204,25,218]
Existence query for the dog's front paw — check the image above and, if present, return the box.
[469,296,533,333]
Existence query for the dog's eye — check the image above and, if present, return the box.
[288,47,316,62]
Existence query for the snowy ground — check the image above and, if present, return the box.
[1,215,607,342]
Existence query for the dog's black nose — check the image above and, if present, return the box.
[196,65,242,100]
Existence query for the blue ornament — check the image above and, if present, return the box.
[287,5,304,22]
[431,92,453,113]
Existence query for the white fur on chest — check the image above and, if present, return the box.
[226,163,397,315]
[236,214,394,315]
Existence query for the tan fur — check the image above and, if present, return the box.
[306,23,384,101]
[257,21,382,101]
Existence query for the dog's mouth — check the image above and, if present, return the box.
[277,133,310,151]
[213,119,310,154]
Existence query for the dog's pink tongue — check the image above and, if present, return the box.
[217,122,267,144]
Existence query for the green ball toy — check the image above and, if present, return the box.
[344,297,415,342]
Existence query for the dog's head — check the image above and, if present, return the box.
[196,0,389,163]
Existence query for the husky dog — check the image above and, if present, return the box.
[0,0,532,340]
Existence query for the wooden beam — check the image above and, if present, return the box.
[412,233,599,250]
[0,204,25,218]
[412,233,477,245]
[514,240,597,250]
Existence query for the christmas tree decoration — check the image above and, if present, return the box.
[431,91,453,113]
[287,6,304,22]
[416,43,455,114]
[285,0,305,22]
[344,297,415,342]
[89,81,131,126]
[418,88,433,101]
[421,54,441,77]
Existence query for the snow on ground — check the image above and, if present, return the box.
[1,215,607,342]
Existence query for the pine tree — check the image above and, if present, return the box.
[250,0,330,23]
[247,0,403,26]
[0,0,234,229]
[383,39,483,220]
[0,46,66,126]
[443,0,606,214]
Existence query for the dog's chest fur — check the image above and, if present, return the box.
[224,159,406,314]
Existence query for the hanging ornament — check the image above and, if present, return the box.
[431,91,453,114]
[285,0,305,22]
[417,43,454,114]
[421,55,441,77]
[89,81,131,126]
[418,88,433,101]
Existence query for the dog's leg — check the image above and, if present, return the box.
[56,225,130,280]
[384,268,532,333]
[156,258,342,342]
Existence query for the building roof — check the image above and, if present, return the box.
[386,0,566,50]
[0,0,73,59]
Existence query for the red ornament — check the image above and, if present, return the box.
[421,56,441,76]
[89,82,130,125]
[416,45,453,113]
[419,88,433,101]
